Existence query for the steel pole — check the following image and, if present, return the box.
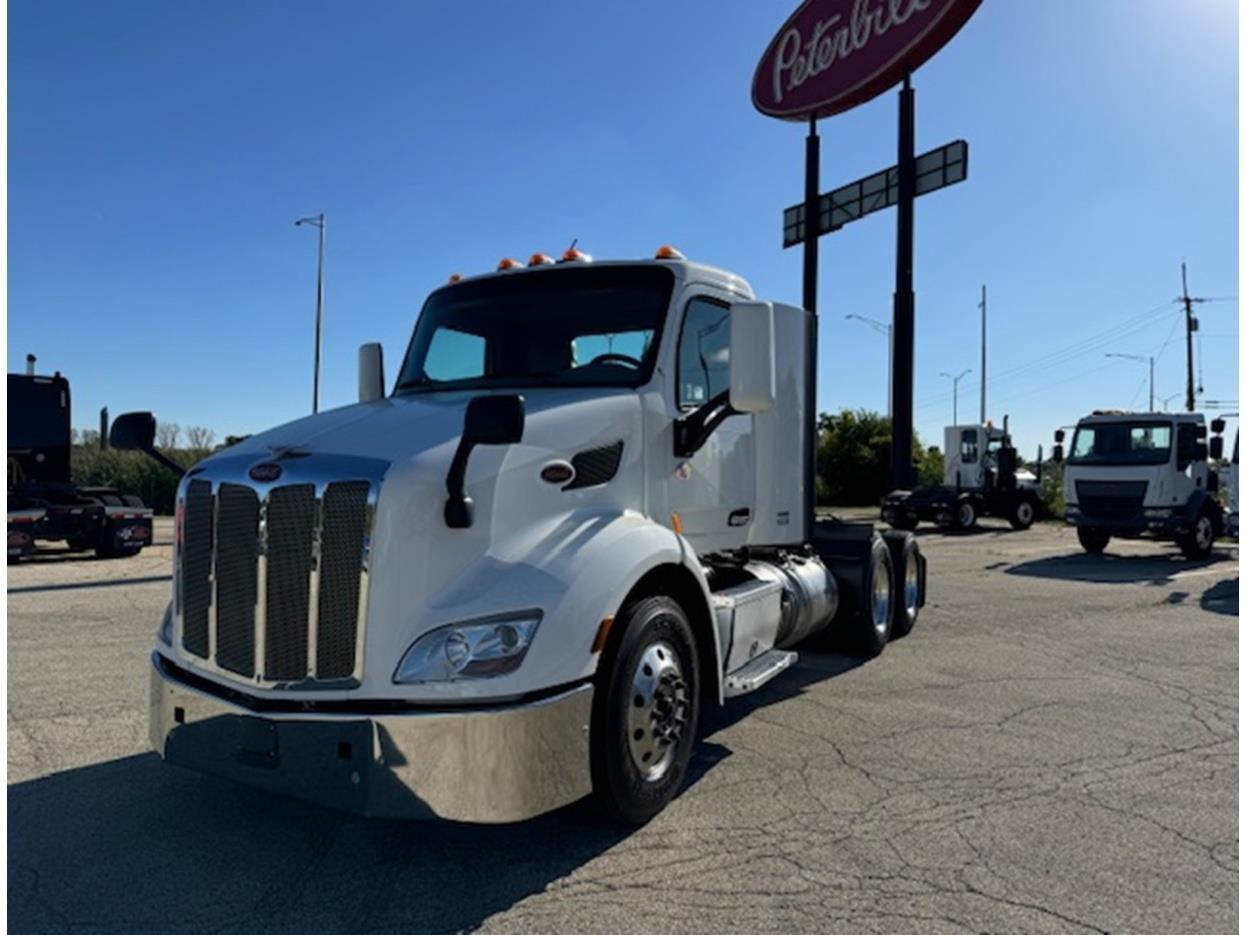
[890,74,917,491]
[313,213,325,414]
[979,284,986,424]
[1182,262,1195,412]
[1149,356,1154,412]
[802,116,820,528]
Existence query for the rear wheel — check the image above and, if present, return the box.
[1008,496,1037,531]
[849,537,894,656]
[590,595,700,825]
[955,498,978,531]
[883,532,921,639]
[1178,510,1216,560]
[1077,526,1110,554]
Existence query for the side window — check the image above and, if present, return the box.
[1176,423,1198,468]
[677,298,730,407]
[960,429,979,464]
[424,328,486,381]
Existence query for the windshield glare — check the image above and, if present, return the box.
[1069,421,1173,466]
[395,266,674,393]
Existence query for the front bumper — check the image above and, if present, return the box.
[150,653,594,822]
[1064,506,1187,538]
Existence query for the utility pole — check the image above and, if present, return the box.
[296,214,327,414]
[1179,262,1205,413]
[890,74,917,491]
[978,284,986,424]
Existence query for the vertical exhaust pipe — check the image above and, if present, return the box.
[26,353,35,376]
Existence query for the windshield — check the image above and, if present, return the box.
[395,266,675,394]
[1068,420,1173,466]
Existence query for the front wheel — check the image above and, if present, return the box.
[590,595,700,825]
[955,498,978,531]
[1178,511,1216,560]
[1077,526,1110,554]
[1009,496,1037,531]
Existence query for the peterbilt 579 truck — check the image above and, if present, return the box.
[116,249,926,825]
[882,417,1042,531]
[1054,410,1227,559]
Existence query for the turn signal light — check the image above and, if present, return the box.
[561,247,591,263]
[528,253,555,266]
[497,258,525,271]
[655,245,684,260]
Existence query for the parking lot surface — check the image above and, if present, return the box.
[8,516,1238,933]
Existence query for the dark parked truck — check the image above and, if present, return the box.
[1055,410,1228,559]
[115,249,928,825]
[882,418,1043,531]
[8,361,155,561]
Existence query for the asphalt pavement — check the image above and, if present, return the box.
[8,516,1238,933]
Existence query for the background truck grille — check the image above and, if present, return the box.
[1075,480,1148,522]
[178,473,375,684]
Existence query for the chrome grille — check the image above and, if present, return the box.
[176,458,382,687]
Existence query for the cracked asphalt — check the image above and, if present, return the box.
[8,516,1239,933]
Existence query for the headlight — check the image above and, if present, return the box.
[158,603,173,646]
[393,612,542,683]
[1143,508,1171,518]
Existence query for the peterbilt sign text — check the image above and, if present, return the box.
[752,0,982,121]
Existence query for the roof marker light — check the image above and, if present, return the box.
[528,253,555,266]
[560,247,592,263]
[448,273,463,284]
[497,258,525,271]
[655,245,684,260]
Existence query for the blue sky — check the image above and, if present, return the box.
[9,0,1239,456]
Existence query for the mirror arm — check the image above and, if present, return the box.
[674,390,739,459]
[444,439,477,529]
[142,446,188,478]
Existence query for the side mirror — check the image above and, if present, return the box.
[358,343,385,403]
[1210,436,1224,460]
[445,394,525,528]
[1211,417,1226,434]
[108,411,186,477]
[109,411,156,451]
[1052,444,1064,464]
[728,301,775,413]
[1054,429,1065,443]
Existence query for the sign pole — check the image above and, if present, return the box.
[803,114,820,528]
[890,74,916,490]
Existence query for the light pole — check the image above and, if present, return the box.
[1105,353,1154,411]
[295,213,326,413]
[940,368,972,426]
[845,313,893,418]
[1160,391,1182,412]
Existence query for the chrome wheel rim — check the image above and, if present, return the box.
[959,503,974,527]
[1017,501,1033,525]
[1196,516,1213,550]
[872,561,893,636]
[904,557,919,620]
[626,640,688,782]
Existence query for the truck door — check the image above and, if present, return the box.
[955,428,983,489]
[665,295,756,553]
[1174,422,1204,499]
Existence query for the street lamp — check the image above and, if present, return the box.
[1104,353,1154,411]
[845,313,893,417]
[939,368,972,426]
[295,213,326,414]
[1159,391,1182,412]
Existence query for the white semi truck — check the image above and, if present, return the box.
[882,417,1043,531]
[1054,410,1227,559]
[114,249,926,825]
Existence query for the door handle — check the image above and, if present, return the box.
[728,508,751,527]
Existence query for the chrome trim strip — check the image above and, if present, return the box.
[207,485,220,665]
[254,495,268,681]
[306,493,322,680]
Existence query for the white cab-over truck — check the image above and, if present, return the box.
[114,250,926,825]
[1054,410,1227,559]
[882,418,1043,531]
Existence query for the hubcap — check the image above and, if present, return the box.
[904,557,919,619]
[626,640,688,782]
[1196,516,1213,549]
[959,504,974,527]
[872,561,893,636]
[1018,502,1033,524]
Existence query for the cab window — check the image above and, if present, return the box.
[677,298,730,407]
[960,430,979,464]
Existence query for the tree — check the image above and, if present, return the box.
[185,426,216,451]
[156,422,181,449]
[816,409,938,505]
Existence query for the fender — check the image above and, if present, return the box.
[1182,489,1223,530]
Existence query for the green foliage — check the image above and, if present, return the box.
[815,409,937,505]
[1039,458,1065,517]
[70,446,209,514]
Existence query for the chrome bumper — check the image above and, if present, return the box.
[150,654,593,823]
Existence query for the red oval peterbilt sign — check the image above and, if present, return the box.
[752,0,982,121]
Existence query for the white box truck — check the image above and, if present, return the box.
[115,248,925,824]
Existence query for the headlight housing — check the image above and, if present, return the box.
[158,603,173,646]
[393,612,542,683]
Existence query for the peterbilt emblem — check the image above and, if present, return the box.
[249,462,283,482]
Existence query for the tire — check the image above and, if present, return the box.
[1008,496,1036,531]
[1178,510,1216,560]
[1077,526,1110,554]
[849,537,895,656]
[590,595,700,825]
[954,498,978,531]
[883,531,920,639]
